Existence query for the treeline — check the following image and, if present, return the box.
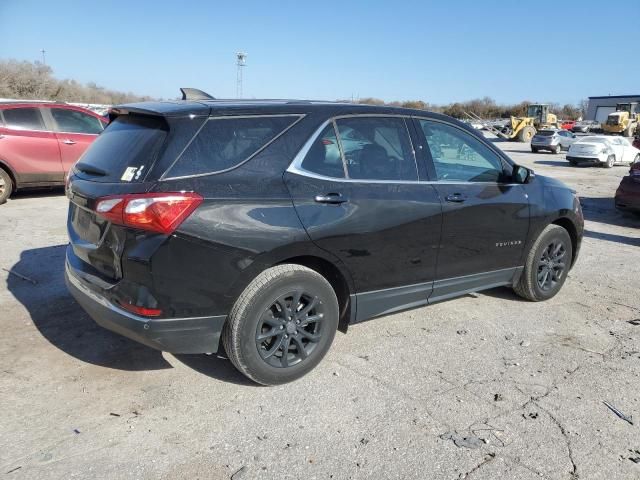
[0,59,153,104]
[346,96,586,120]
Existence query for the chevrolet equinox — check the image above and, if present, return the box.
[65,89,583,385]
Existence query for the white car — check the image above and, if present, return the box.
[566,135,640,168]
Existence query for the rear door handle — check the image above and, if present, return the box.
[314,193,347,204]
[62,139,76,145]
[445,193,467,203]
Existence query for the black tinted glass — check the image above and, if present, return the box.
[335,117,417,181]
[420,120,505,182]
[3,107,46,131]
[74,115,167,182]
[300,123,345,178]
[167,116,299,177]
[51,108,103,134]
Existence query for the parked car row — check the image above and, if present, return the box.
[0,101,107,204]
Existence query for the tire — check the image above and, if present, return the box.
[553,144,562,154]
[605,154,615,168]
[531,146,538,153]
[0,168,13,205]
[222,264,339,385]
[568,159,577,166]
[518,126,536,142]
[514,224,573,302]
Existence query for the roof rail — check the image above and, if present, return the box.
[180,88,215,101]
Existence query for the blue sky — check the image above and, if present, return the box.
[1,0,639,105]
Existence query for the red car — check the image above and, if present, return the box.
[615,157,640,214]
[560,120,576,131]
[0,102,108,204]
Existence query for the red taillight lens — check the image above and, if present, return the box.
[95,192,203,234]
[117,301,162,317]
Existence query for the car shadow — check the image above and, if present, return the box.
[583,230,640,247]
[579,196,640,229]
[9,187,65,201]
[534,159,575,167]
[479,286,524,302]
[6,245,255,384]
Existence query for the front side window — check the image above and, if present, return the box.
[335,117,417,181]
[419,120,506,182]
[167,115,299,178]
[51,108,104,134]
[3,107,46,131]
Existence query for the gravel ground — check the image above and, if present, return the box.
[1,139,639,480]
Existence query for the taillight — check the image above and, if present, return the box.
[117,301,162,317]
[95,192,203,234]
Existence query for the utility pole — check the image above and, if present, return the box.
[236,52,247,98]
[40,49,46,65]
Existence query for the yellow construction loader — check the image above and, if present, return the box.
[466,104,559,142]
[603,103,638,137]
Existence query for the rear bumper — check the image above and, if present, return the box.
[65,256,225,354]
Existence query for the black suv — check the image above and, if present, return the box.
[65,91,583,385]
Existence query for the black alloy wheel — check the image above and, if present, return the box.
[536,240,567,291]
[256,290,325,368]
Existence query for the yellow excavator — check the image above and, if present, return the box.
[465,104,559,142]
[602,103,638,137]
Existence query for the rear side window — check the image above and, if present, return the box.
[3,107,46,131]
[300,123,346,178]
[166,115,300,178]
[74,115,167,182]
[51,108,104,134]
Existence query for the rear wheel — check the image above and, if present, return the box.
[605,154,615,168]
[531,146,539,153]
[222,264,339,385]
[514,224,572,302]
[554,144,562,154]
[0,168,12,205]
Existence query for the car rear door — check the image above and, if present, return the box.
[0,106,63,184]
[46,107,105,174]
[284,115,442,321]
[413,118,530,301]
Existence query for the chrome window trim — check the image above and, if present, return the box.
[289,114,421,183]
[286,115,520,186]
[161,114,306,181]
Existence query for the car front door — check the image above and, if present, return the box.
[0,106,63,184]
[46,107,105,173]
[285,115,442,321]
[414,118,530,301]
[558,130,575,149]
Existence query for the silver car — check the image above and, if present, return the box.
[531,129,577,154]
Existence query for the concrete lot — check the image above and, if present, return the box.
[1,140,639,479]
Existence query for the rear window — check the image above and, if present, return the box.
[3,107,46,131]
[74,115,167,182]
[536,130,556,137]
[165,115,300,178]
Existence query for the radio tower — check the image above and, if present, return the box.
[236,52,247,98]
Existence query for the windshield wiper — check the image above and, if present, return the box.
[75,162,108,176]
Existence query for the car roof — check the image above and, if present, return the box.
[111,98,455,122]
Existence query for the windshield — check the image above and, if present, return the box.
[527,105,544,118]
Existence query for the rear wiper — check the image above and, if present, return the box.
[75,162,108,176]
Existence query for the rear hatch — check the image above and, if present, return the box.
[67,111,204,282]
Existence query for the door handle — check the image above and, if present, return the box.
[314,193,347,204]
[62,139,76,145]
[445,193,467,203]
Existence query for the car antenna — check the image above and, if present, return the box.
[180,88,216,101]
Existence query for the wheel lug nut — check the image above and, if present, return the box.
[279,325,284,329]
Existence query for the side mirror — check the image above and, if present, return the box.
[513,164,534,184]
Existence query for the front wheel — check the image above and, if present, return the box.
[605,154,615,168]
[222,264,339,385]
[554,144,562,154]
[514,225,573,301]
